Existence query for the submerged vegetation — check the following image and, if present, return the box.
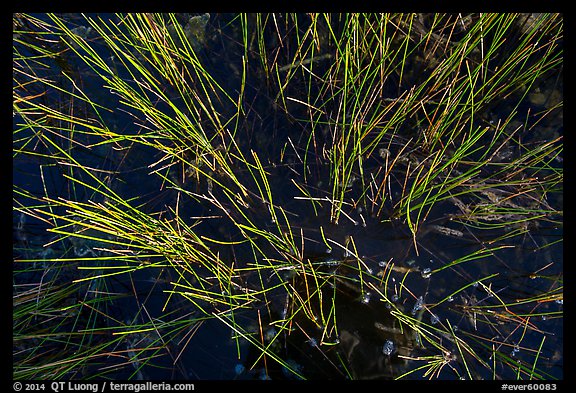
[13,13,562,380]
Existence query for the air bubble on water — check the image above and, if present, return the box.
[541,315,547,321]
[555,299,563,305]
[411,296,424,315]
[430,313,440,325]
[406,259,416,266]
[378,260,386,268]
[472,281,479,288]
[421,267,432,279]
[414,332,422,347]
[326,248,332,254]
[362,292,372,304]
[382,340,395,356]
[511,344,520,357]
[75,245,92,257]
[307,337,318,348]
[447,296,455,302]
[234,363,245,375]
[391,294,399,302]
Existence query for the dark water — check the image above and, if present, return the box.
[13,13,562,380]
